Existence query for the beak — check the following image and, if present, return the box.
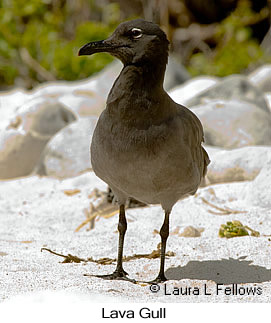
[78,40,113,56]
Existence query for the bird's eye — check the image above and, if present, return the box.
[130,28,143,39]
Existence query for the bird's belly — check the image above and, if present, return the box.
[117,161,197,205]
[91,133,200,206]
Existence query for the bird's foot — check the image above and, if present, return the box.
[96,267,128,279]
[84,268,137,283]
[137,275,167,285]
[149,273,167,284]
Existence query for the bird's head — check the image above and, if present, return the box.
[78,19,169,66]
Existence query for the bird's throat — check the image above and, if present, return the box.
[109,62,166,100]
[106,63,171,128]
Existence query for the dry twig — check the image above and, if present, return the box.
[41,246,175,264]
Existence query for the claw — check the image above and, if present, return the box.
[149,275,167,284]
[84,270,137,283]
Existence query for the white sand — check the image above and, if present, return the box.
[1,172,271,304]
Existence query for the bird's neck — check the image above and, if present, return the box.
[107,60,166,102]
[106,60,173,127]
[126,59,167,88]
[116,57,167,90]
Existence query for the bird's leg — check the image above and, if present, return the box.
[94,204,136,282]
[114,204,128,276]
[152,210,170,283]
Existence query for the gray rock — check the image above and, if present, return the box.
[36,117,98,179]
[164,55,190,91]
[248,65,271,93]
[0,99,76,179]
[191,99,271,149]
[206,146,271,184]
[19,99,76,140]
[29,62,123,118]
[186,75,269,112]
[169,76,218,106]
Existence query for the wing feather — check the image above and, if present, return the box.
[177,104,210,178]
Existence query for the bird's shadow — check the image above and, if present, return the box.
[165,256,271,284]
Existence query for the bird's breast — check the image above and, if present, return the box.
[91,111,200,205]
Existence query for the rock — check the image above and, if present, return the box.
[36,117,98,179]
[203,145,222,161]
[168,76,218,106]
[248,65,271,93]
[17,98,76,139]
[264,93,271,113]
[245,159,271,208]
[0,130,47,179]
[179,226,203,237]
[0,89,31,120]
[164,55,190,91]
[0,99,76,179]
[206,146,271,184]
[191,99,271,148]
[57,93,105,117]
[186,75,269,112]
[31,61,122,117]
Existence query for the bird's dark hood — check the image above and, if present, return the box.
[78,19,169,66]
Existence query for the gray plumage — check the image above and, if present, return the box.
[79,19,210,283]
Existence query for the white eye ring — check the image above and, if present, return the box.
[131,28,143,39]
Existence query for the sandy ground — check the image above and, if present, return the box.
[1,172,271,304]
